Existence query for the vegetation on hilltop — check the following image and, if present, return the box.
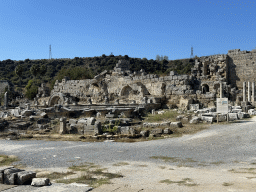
[0,55,195,100]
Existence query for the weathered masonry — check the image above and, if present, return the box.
[43,48,256,109]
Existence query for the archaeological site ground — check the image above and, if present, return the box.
[1,48,256,191]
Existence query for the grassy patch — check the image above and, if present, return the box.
[57,167,123,188]
[0,155,19,166]
[210,161,224,165]
[229,168,256,174]
[69,163,99,171]
[113,162,129,166]
[37,171,75,180]
[160,178,197,187]
[150,156,198,164]
[137,164,148,167]
[150,156,180,162]
[144,110,178,122]
[222,182,234,186]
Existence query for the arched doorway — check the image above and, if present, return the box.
[120,85,132,98]
[48,93,65,106]
[202,84,209,94]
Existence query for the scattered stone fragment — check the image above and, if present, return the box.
[31,178,51,187]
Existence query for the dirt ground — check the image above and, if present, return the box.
[92,161,256,192]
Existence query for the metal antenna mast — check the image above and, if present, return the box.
[190,46,193,58]
[49,44,52,59]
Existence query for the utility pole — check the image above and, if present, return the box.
[190,46,193,58]
[49,44,52,59]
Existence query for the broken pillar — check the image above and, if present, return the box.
[59,118,67,134]
[243,82,246,102]
[248,82,251,102]
[4,92,8,110]
[220,82,223,98]
[252,82,255,103]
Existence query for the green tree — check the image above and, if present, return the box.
[15,64,23,92]
[30,64,40,79]
[39,64,47,78]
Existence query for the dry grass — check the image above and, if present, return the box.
[113,162,129,166]
[37,171,75,180]
[229,167,256,175]
[56,163,123,188]
[0,155,19,166]
[222,182,234,186]
[160,178,198,187]
[144,110,178,122]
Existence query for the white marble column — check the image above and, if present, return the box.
[243,82,246,102]
[248,81,251,102]
[220,82,223,98]
[252,82,255,102]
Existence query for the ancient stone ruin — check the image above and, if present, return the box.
[0,48,256,139]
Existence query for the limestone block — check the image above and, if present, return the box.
[87,117,96,125]
[185,90,194,94]
[228,113,238,121]
[164,128,172,134]
[189,117,200,124]
[16,171,36,185]
[248,109,256,115]
[173,76,178,80]
[170,122,182,128]
[232,109,242,113]
[140,130,149,137]
[201,116,213,123]
[150,128,163,135]
[175,80,180,85]
[4,168,24,185]
[11,109,20,117]
[160,122,171,127]
[21,110,33,117]
[69,119,77,125]
[120,127,129,135]
[169,71,177,76]
[172,90,184,95]
[31,178,51,187]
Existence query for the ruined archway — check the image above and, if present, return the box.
[120,85,132,98]
[202,84,209,94]
[48,93,65,106]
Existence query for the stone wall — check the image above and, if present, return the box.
[228,49,256,89]
[0,80,11,95]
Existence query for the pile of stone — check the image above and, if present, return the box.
[0,166,50,187]
[188,106,251,124]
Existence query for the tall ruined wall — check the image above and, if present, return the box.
[228,49,256,89]
[0,80,11,95]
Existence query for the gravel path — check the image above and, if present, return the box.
[1,118,256,191]
[1,118,256,168]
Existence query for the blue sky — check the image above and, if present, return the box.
[0,0,255,61]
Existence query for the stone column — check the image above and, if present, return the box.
[220,82,223,98]
[243,82,246,102]
[248,82,251,102]
[252,82,255,102]
[4,92,8,109]
[59,118,67,134]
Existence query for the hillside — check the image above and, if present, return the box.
[0,55,195,99]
